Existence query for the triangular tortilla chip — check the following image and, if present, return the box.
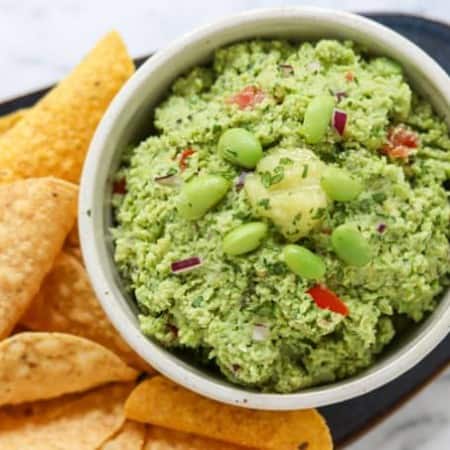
[0,178,78,339]
[0,383,133,450]
[0,109,27,134]
[21,252,152,372]
[125,377,333,450]
[65,222,80,249]
[65,245,83,262]
[0,31,134,183]
[144,426,256,450]
[101,420,147,450]
[0,332,138,406]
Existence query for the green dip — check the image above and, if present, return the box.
[112,40,450,392]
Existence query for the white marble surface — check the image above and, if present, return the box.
[0,1,449,449]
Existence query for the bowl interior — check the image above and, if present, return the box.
[80,8,450,409]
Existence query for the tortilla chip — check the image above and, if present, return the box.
[0,31,134,184]
[0,178,78,339]
[64,223,83,261]
[0,383,133,450]
[144,426,256,450]
[126,377,332,450]
[65,245,83,261]
[101,420,147,450]
[0,109,27,134]
[65,222,80,249]
[21,252,152,372]
[0,332,138,406]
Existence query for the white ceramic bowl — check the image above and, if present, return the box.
[79,7,450,410]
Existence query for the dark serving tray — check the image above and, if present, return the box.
[0,13,448,448]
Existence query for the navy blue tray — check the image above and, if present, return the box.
[322,13,450,447]
[0,13,448,448]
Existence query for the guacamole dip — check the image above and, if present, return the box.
[112,40,450,392]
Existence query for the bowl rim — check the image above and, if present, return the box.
[79,6,450,410]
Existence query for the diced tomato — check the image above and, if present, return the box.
[307,284,349,316]
[382,125,419,159]
[386,146,412,158]
[179,148,195,171]
[345,71,355,82]
[226,85,265,110]
[113,178,126,194]
[390,126,419,148]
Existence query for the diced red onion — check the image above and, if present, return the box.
[113,178,126,194]
[308,61,321,72]
[171,257,202,273]
[334,91,347,102]
[154,174,181,187]
[252,323,270,341]
[332,108,347,136]
[235,171,248,191]
[279,64,294,76]
[377,223,387,233]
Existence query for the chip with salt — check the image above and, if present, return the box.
[0,31,134,184]
[101,420,147,450]
[125,376,333,450]
[0,177,78,339]
[0,382,133,450]
[144,426,256,450]
[0,109,27,134]
[0,332,138,406]
[21,252,152,372]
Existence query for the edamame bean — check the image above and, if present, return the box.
[218,128,263,169]
[178,175,229,220]
[331,224,371,266]
[303,95,335,144]
[321,167,362,202]
[223,222,268,256]
[283,244,326,279]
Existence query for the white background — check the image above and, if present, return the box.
[1,0,450,99]
[1,1,449,449]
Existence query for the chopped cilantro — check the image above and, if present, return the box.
[279,157,294,166]
[271,168,284,185]
[267,261,287,275]
[312,207,325,219]
[358,198,372,213]
[372,192,387,203]
[260,165,285,188]
[233,210,251,220]
[258,198,270,210]
[260,171,273,188]
[293,212,302,224]
[302,164,309,178]
[192,296,204,307]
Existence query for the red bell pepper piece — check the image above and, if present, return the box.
[382,125,419,159]
[226,85,265,110]
[179,148,195,171]
[307,284,349,316]
[345,71,355,82]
